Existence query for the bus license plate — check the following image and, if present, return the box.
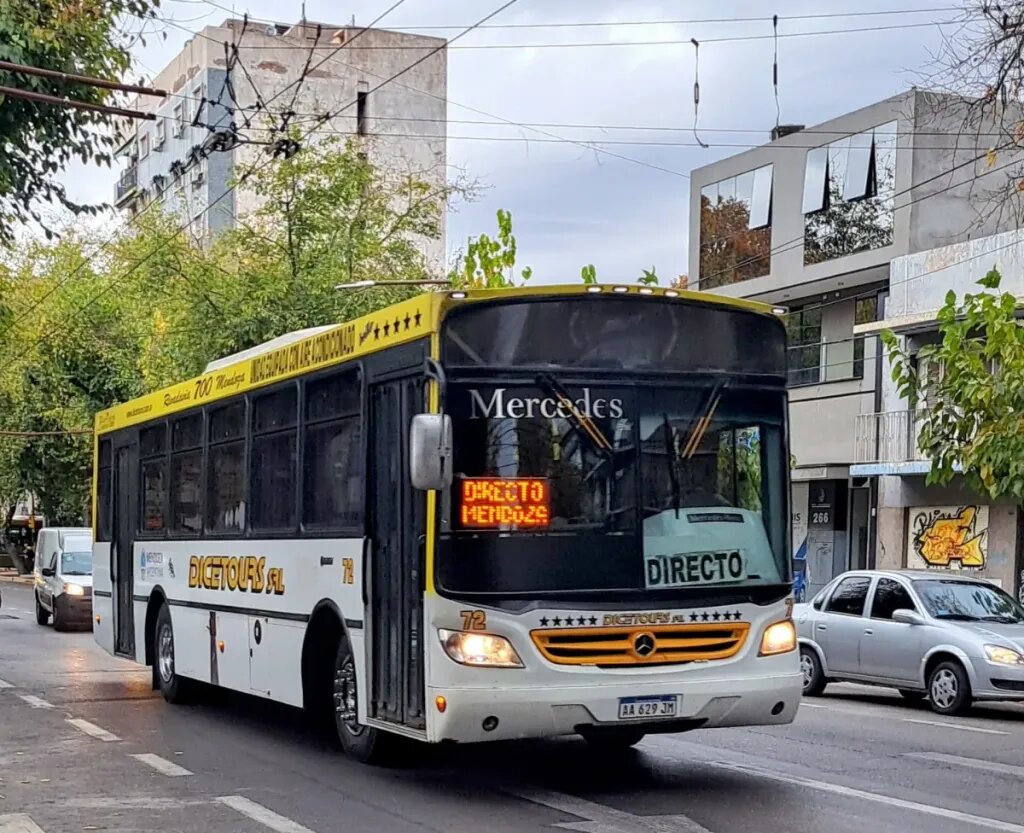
[617,695,677,720]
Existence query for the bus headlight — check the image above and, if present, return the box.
[439,630,523,668]
[759,619,796,656]
[63,583,86,597]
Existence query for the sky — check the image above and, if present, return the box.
[58,0,963,283]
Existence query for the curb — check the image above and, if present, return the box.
[0,572,34,585]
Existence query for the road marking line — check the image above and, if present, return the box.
[131,753,192,777]
[707,758,1024,833]
[0,813,47,833]
[66,718,120,742]
[0,679,12,689]
[510,788,713,833]
[905,752,1024,778]
[800,701,1009,735]
[17,695,52,709]
[217,796,316,833]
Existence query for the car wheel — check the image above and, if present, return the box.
[580,727,646,749]
[332,637,394,764]
[155,603,191,704]
[928,660,972,716]
[34,593,50,626]
[800,646,827,696]
[898,689,925,702]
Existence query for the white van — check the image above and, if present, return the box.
[33,527,93,631]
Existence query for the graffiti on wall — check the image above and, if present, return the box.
[907,506,988,570]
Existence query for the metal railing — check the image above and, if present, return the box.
[854,409,927,464]
[114,166,138,204]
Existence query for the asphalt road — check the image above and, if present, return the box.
[3,581,1024,833]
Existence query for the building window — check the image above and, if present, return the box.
[356,87,369,136]
[191,156,206,189]
[251,385,298,531]
[803,121,897,265]
[154,119,166,150]
[699,164,773,289]
[852,294,879,379]
[139,133,150,159]
[786,305,822,386]
[173,103,185,137]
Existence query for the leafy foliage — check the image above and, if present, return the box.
[449,208,531,288]
[882,268,1024,501]
[0,0,159,246]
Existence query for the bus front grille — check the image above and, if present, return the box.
[530,623,750,667]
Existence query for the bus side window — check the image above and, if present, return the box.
[96,438,113,542]
[139,423,168,536]
[251,385,299,531]
[303,369,362,531]
[170,413,204,536]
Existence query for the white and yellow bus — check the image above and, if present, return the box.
[92,285,801,762]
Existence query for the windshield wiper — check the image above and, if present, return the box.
[933,613,982,621]
[662,414,681,518]
[536,373,612,455]
[681,380,726,460]
[980,615,1022,624]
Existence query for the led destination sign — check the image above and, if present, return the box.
[459,477,551,529]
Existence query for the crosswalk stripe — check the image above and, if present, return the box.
[0,813,47,833]
[217,796,316,833]
[131,753,193,777]
[66,718,120,742]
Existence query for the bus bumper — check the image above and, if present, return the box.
[427,670,803,743]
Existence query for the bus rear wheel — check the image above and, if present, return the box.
[331,637,392,764]
[155,603,191,704]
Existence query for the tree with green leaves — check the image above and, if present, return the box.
[882,267,1024,501]
[0,0,159,246]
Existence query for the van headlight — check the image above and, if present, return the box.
[984,644,1024,666]
[439,629,523,668]
[759,619,797,656]
[63,583,85,596]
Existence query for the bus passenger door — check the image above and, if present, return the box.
[367,374,426,730]
[112,444,136,657]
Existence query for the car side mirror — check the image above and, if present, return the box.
[892,609,924,626]
[41,567,55,578]
[409,413,453,491]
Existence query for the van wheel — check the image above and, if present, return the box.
[332,637,394,764]
[35,594,50,626]
[928,661,972,716]
[155,603,191,704]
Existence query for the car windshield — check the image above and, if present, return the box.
[913,579,1024,623]
[61,550,92,576]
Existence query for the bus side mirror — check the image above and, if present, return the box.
[410,414,453,491]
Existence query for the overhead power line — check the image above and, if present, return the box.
[0,59,167,97]
[0,84,156,120]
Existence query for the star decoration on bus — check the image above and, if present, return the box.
[535,612,743,628]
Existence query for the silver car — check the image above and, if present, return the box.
[795,569,1024,715]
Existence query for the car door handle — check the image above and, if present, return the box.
[863,629,873,635]
[816,624,827,631]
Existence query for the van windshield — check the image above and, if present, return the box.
[61,550,92,576]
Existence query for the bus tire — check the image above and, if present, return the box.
[155,603,191,704]
[579,727,646,749]
[332,636,391,764]
[35,593,49,626]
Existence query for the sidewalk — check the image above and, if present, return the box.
[0,568,34,584]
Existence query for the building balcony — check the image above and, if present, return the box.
[852,409,932,476]
[114,167,138,206]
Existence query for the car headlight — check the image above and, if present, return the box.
[63,583,85,596]
[984,644,1024,666]
[759,619,797,656]
[439,629,523,668]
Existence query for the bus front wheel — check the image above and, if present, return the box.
[155,603,191,704]
[332,637,392,764]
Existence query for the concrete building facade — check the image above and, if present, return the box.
[113,19,447,268]
[688,90,1024,598]
[853,229,1024,598]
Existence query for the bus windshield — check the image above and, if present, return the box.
[438,381,788,600]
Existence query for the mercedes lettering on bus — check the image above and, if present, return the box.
[91,284,800,763]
